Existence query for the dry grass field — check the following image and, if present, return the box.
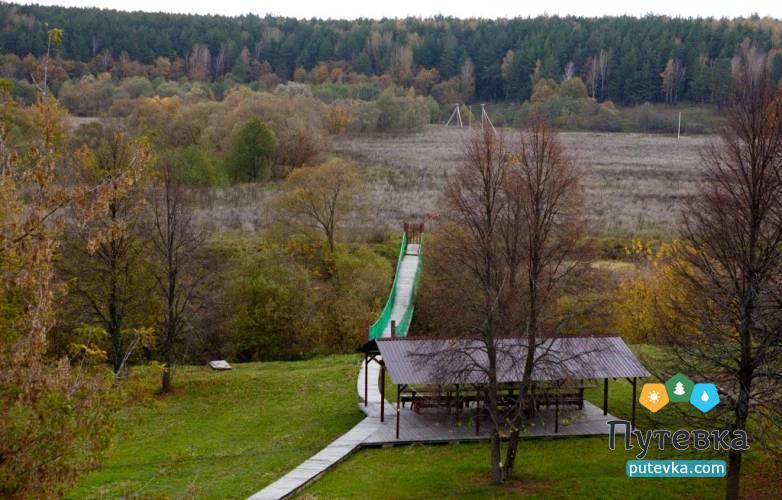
[336,126,713,236]
[191,126,713,237]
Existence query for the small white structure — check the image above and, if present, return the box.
[208,360,232,370]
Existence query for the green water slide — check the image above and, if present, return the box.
[368,228,424,340]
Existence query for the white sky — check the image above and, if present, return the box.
[20,1,782,20]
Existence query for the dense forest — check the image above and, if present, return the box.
[2,3,782,105]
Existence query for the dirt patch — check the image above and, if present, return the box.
[471,472,559,496]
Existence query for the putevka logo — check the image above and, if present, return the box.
[607,420,749,459]
[608,373,749,460]
[639,372,719,413]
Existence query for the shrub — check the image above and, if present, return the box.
[165,145,229,187]
[226,118,277,182]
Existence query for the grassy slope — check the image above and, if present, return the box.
[70,355,363,499]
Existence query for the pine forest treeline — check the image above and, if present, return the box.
[3,4,782,105]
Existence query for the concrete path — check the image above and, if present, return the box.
[248,417,380,500]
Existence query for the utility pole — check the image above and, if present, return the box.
[677,111,682,140]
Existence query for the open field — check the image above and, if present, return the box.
[335,126,713,236]
[191,127,711,237]
[69,356,362,499]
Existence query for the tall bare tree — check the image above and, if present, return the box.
[663,50,782,500]
[428,122,587,483]
[433,126,511,482]
[500,121,587,479]
[149,157,204,393]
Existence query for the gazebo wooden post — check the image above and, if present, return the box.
[390,320,396,338]
[364,354,369,406]
[555,392,560,434]
[603,378,609,416]
[455,383,461,422]
[475,385,481,436]
[380,361,386,422]
[631,377,637,429]
[396,384,401,439]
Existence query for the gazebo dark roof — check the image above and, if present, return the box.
[376,336,650,386]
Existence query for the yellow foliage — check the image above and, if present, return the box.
[613,240,691,343]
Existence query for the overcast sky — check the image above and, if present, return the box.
[21,1,782,20]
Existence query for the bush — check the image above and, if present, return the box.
[165,145,229,187]
[226,118,277,182]
[227,235,392,360]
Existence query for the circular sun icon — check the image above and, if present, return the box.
[648,390,660,404]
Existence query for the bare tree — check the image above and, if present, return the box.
[434,126,511,482]
[149,158,205,393]
[661,58,687,104]
[663,50,782,500]
[428,122,587,483]
[585,49,609,100]
[500,121,587,480]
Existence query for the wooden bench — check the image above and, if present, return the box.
[535,387,584,410]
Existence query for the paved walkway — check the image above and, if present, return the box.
[248,417,380,500]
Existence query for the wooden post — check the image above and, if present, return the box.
[475,396,481,436]
[390,320,396,338]
[677,111,682,140]
[455,383,461,423]
[555,390,560,434]
[380,362,386,422]
[396,384,401,439]
[603,378,609,416]
[631,377,637,430]
[364,355,369,406]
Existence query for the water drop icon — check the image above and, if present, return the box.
[691,383,719,412]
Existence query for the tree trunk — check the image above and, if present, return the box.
[490,429,502,483]
[161,363,172,393]
[503,428,520,481]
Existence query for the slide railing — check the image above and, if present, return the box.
[394,237,423,337]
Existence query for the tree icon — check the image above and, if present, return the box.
[674,381,685,396]
[665,373,694,402]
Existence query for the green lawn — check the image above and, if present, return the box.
[69,355,363,499]
[297,438,726,499]
[303,345,776,499]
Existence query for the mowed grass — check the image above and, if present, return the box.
[302,344,778,499]
[70,355,363,499]
[298,439,725,499]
